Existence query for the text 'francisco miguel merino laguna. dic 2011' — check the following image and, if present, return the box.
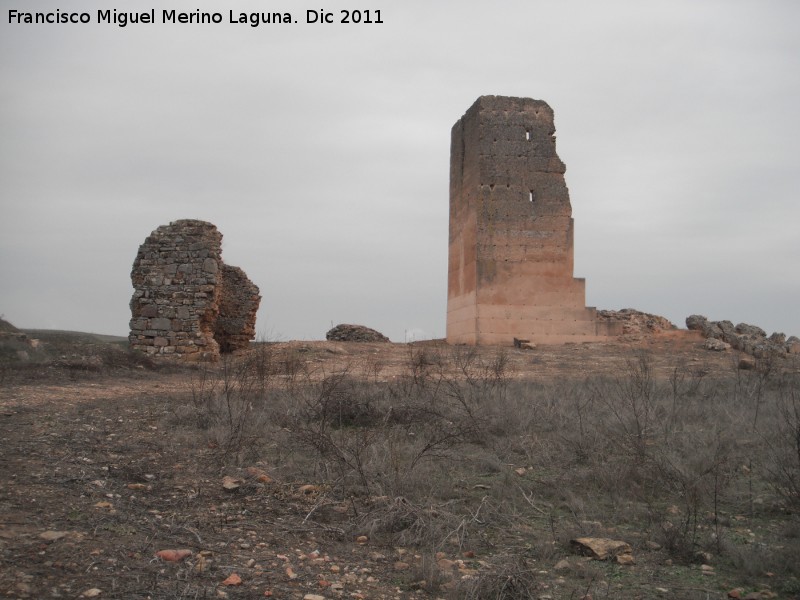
[7,9,385,27]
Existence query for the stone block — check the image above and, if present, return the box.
[139,304,158,318]
[149,318,172,331]
[203,258,218,274]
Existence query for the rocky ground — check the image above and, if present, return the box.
[1,328,799,599]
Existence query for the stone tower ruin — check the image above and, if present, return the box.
[129,219,261,360]
[447,96,620,345]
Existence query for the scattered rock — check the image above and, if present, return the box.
[615,553,635,565]
[569,537,632,561]
[325,324,389,343]
[156,549,192,562]
[686,314,707,331]
[221,573,242,586]
[513,337,536,350]
[194,555,208,573]
[39,530,69,542]
[81,589,102,598]
[554,559,571,571]
[704,338,731,352]
[687,315,797,358]
[645,540,662,551]
[728,589,742,599]
[222,476,241,491]
[245,467,272,483]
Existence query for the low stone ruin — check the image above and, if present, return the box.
[686,315,799,357]
[129,220,261,360]
[596,309,676,336]
[326,324,389,343]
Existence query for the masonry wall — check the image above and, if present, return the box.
[215,264,261,353]
[129,219,260,360]
[447,96,620,345]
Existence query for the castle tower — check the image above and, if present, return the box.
[446,95,619,345]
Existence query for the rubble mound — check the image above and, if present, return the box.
[686,314,799,357]
[596,309,676,336]
[326,324,389,343]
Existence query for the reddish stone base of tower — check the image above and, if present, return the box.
[447,298,623,346]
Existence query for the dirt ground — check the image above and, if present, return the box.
[1,333,797,599]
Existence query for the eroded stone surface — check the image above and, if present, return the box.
[446,96,621,345]
[686,314,797,358]
[215,265,261,353]
[129,220,260,360]
[597,309,676,336]
[326,324,389,343]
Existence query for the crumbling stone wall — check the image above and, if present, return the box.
[129,219,260,360]
[215,265,261,353]
[446,95,621,345]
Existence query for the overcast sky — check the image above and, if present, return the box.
[1,0,798,342]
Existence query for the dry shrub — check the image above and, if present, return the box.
[760,372,800,506]
[355,496,472,548]
[451,554,539,600]
[186,352,274,463]
[272,347,511,499]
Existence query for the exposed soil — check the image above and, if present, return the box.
[1,333,798,599]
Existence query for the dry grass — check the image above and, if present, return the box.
[173,343,800,595]
[3,335,800,598]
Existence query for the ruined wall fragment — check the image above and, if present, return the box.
[215,265,261,353]
[129,219,260,360]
